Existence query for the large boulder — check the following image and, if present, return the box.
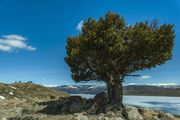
[93,92,109,106]
[90,92,109,113]
[60,104,69,113]
[59,96,87,113]
[85,98,94,109]
[68,96,85,104]
[69,102,84,113]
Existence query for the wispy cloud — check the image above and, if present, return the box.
[147,83,177,86]
[0,34,36,52]
[123,83,137,86]
[43,84,58,87]
[139,75,151,80]
[76,20,83,31]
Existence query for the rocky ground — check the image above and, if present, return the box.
[0,98,179,120]
[0,83,180,120]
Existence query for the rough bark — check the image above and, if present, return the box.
[107,77,123,106]
[114,80,123,105]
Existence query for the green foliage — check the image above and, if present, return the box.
[65,12,175,83]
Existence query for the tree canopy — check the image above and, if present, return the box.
[65,12,175,85]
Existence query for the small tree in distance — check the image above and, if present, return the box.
[65,12,175,107]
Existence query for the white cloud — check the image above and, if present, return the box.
[76,20,83,31]
[0,44,11,51]
[123,83,137,86]
[43,84,58,87]
[0,34,36,52]
[148,83,177,86]
[3,34,26,41]
[129,83,136,85]
[139,75,151,80]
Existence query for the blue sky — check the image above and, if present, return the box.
[0,0,179,86]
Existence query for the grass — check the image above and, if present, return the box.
[0,82,69,102]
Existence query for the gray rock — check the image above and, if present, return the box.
[104,117,109,120]
[153,116,161,120]
[69,96,85,104]
[106,111,116,117]
[69,102,84,113]
[60,104,69,113]
[91,92,109,113]
[164,113,175,120]
[98,113,105,120]
[94,92,108,106]
[157,112,175,120]
[104,105,114,112]
[89,105,98,114]
[137,107,176,120]
[15,107,22,114]
[2,118,7,120]
[76,113,88,120]
[123,106,143,120]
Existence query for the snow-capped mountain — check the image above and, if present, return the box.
[51,84,180,96]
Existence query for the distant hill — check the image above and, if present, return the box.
[0,83,69,102]
[52,85,180,97]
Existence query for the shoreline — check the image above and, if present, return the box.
[71,93,180,98]
[70,94,180,116]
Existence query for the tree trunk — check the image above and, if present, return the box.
[107,78,123,106]
[114,80,123,106]
[107,83,115,103]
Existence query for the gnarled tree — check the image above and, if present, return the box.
[65,12,175,106]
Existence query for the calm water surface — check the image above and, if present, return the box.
[71,94,180,115]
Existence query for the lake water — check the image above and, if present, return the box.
[71,94,180,115]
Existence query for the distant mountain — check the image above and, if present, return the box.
[52,85,105,94]
[51,84,180,97]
